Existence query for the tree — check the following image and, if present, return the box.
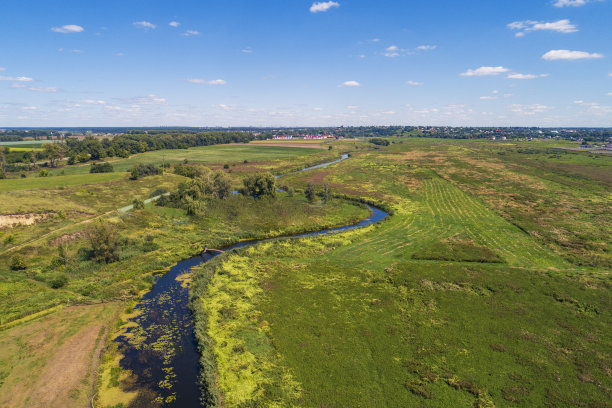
[241,173,276,198]
[321,184,333,203]
[44,143,67,167]
[213,172,232,199]
[89,222,122,263]
[305,183,316,203]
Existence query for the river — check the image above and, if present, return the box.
[114,154,388,407]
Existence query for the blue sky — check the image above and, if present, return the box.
[1,0,610,127]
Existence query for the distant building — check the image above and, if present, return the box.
[273,135,293,140]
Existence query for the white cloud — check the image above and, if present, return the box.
[460,66,510,76]
[542,49,603,60]
[554,0,588,7]
[127,94,166,104]
[81,100,107,105]
[0,75,34,82]
[574,100,599,106]
[186,78,227,85]
[242,47,253,53]
[480,96,498,100]
[28,87,58,93]
[381,111,396,115]
[169,21,180,27]
[310,1,340,13]
[509,104,553,115]
[508,19,577,36]
[340,80,361,87]
[133,21,156,29]
[182,30,200,36]
[416,45,436,51]
[346,105,359,109]
[383,45,400,57]
[407,81,423,86]
[0,67,5,71]
[607,92,612,96]
[51,24,84,33]
[609,73,612,77]
[11,83,26,88]
[507,73,549,79]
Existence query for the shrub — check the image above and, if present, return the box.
[90,162,114,173]
[320,184,332,203]
[10,255,27,270]
[150,187,168,198]
[89,222,122,263]
[49,273,69,289]
[39,169,48,177]
[369,138,390,146]
[305,183,316,203]
[130,163,160,180]
[132,198,145,209]
[223,164,230,169]
[174,163,205,179]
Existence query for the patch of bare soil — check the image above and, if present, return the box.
[0,213,54,229]
[0,304,120,408]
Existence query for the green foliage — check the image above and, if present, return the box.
[132,198,145,209]
[369,137,390,146]
[320,184,332,203]
[9,255,27,270]
[90,162,114,173]
[241,172,276,198]
[49,273,69,289]
[305,183,316,203]
[89,222,122,263]
[130,163,160,180]
[38,169,48,177]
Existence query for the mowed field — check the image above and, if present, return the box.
[193,139,611,407]
[43,144,323,176]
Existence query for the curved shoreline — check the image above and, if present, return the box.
[112,155,390,407]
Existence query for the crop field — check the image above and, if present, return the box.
[192,139,611,407]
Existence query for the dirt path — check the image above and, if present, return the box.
[0,304,120,408]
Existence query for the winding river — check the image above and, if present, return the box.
[114,154,388,407]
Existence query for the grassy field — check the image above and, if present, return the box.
[192,139,611,407]
[0,172,124,192]
[40,144,324,176]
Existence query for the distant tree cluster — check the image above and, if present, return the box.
[130,163,161,180]
[157,165,233,215]
[369,138,390,146]
[90,162,114,173]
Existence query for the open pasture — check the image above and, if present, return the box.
[193,139,611,407]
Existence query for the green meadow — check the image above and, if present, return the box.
[192,139,611,407]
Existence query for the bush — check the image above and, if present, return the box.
[223,164,230,169]
[90,162,114,173]
[369,138,390,146]
[49,273,69,289]
[39,169,48,177]
[174,163,205,179]
[150,187,168,198]
[10,255,27,270]
[130,163,160,180]
[89,222,122,263]
[305,183,316,203]
[132,198,145,209]
[241,173,276,198]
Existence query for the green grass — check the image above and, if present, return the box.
[46,144,322,176]
[192,140,611,407]
[0,172,124,192]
